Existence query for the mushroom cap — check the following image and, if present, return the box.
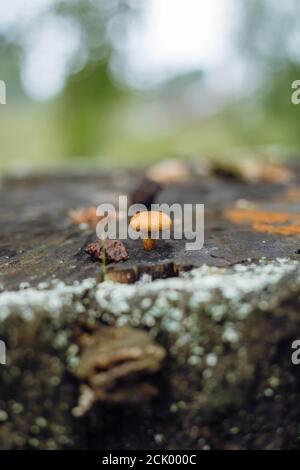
[130,211,172,233]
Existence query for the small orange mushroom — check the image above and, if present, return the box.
[130,211,172,251]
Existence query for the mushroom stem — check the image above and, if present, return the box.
[143,238,156,251]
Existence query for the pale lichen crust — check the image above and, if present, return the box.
[1,257,300,364]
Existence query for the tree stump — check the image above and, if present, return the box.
[1,163,300,449]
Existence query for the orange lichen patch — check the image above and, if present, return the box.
[253,223,300,236]
[226,209,295,225]
[226,208,300,237]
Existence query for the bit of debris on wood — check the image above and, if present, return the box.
[69,206,103,227]
[275,186,300,203]
[131,178,162,208]
[72,325,165,415]
[212,159,292,184]
[146,159,190,184]
[85,239,129,264]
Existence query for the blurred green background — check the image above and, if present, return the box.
[0,0,299,173]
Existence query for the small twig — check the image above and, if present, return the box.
[101,239,107,281]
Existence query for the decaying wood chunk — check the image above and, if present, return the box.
[69,207,103,227]
[85,239,129,264]
[72,325,166,416]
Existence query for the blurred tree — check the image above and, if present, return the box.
[59,60,126,157]
[236,0,300,146]
[0,0,141,159]
[0,35,23,102]
[1,0,300,167]
[53,0,139,157]
[238,0,299,64]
